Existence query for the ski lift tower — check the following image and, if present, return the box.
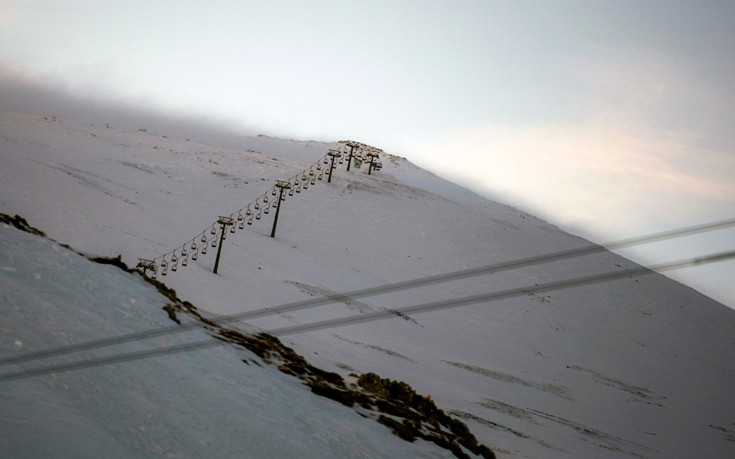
[270,180,292,238]
[327,149,342,183]
[213,216,234,274]
[366,151,380,175]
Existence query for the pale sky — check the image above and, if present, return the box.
[1,0,733,307]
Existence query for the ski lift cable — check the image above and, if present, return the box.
[2,218,733,369]
[1,249,733,383]
[148,152,337,267]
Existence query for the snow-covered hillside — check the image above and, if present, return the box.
[0,218,477,458]
[1,111,734,458]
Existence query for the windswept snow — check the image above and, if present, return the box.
[1,111,734,458]
[0,223,456,458]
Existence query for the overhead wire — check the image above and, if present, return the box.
[1,249,733,383]
[1,217,734,369]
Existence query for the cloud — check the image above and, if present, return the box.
[0,65,268,148]
[406,51,735,238]
[0,2,21,26]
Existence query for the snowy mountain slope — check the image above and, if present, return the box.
[0,219,489,459]
[1,111,734,458]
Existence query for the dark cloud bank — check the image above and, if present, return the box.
[0,69,297,150]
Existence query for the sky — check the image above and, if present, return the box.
[0,0,733,307]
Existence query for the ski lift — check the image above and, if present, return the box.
[295,185,301,193]
[264,206,270,214]
[211,238,217,247]
[160,258,168,268]
[288,189,294,196]
[273,200,278,207]
[318,173,323,180]
[172,253,178,263]
[230,225,236,233]
[271,189,277,196]
[303,182,308,189]
[182,257,188,267]
[202,245,208,255]
[295,180,300,186]
[201,234,207,243]
[210,227,216,235]
[191,242,197,250]
[151,271,157,279]
[310,178,316,185]
[192,251,198,261]
[181,248,188,257]
[302,174,307,181]
[255,212,261,220]
[247,217,253,225]
[255,202,260,210]
[246,208,252,216]
[162,267,168,276]
[239,221,245,230]
[237,213,244,221]
[309,169,314,176]
[323,158,328,164]
[339,158,344,164]
[172,263,177,272]
[264,196,269,203]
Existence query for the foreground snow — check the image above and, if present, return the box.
[0,223,461,458]
[1,111,734,458]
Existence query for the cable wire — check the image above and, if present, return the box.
[1,217,733,369]
[1,249,733,383]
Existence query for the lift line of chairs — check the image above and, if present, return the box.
[137,141,383,278]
